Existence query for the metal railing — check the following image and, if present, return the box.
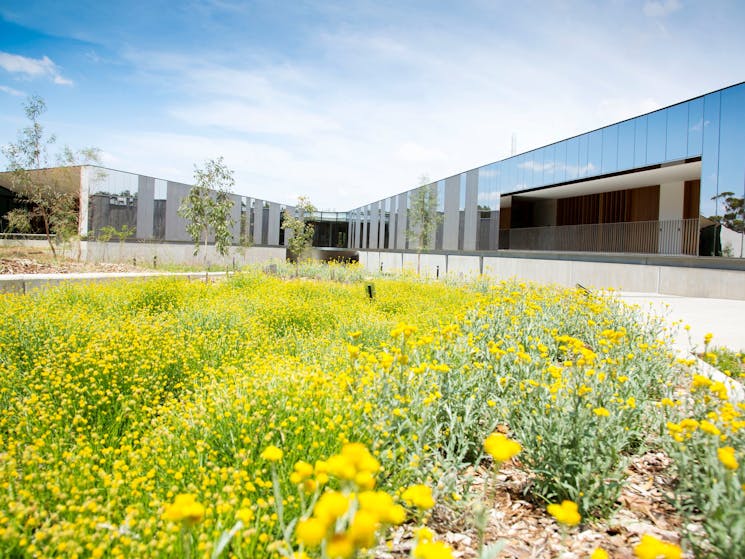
[506,218,699,255]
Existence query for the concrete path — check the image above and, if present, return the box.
[617,291,745,400]
[617,292,745,353]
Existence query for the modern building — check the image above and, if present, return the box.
[348,81,745,258]
[1,82,744,268]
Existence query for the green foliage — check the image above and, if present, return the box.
[406,175,442,252]
[282,196,316,262]
[178,157,236,261]
[662,376,745,557]
[3,208,32,233]
[710,191,745,233]
[1,95,100,257]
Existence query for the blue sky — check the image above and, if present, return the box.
[1,0,744,210]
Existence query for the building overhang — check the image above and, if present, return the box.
[501,159,701,208]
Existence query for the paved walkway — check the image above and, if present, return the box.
[617,291,745,400]
[617,292,745,353]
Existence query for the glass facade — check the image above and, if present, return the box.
[349,82,745,255]
[40,82,742,256]
[81,167,290,247]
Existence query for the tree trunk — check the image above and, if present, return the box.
[41,208,56,258]
[203,229,209,270]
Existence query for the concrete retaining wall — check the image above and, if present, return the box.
[0,271,233,295]
[83,242,285,268]
[358,250,745,300]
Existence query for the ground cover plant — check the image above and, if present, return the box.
[0,267,742,558]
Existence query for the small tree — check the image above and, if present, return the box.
[406,175,442,274]
[178,157,236,266]
[1,95,100,257]
[283,196,316,266]
[710,191,745,233]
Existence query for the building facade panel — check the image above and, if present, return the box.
[136,175,155,239]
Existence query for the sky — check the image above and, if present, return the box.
[1,0,744,210]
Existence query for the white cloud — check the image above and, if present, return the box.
[395,142,446,164]
[0,84,24,96]
[169,100,340,137]
[0,52,73,85]
[643,0,682,17]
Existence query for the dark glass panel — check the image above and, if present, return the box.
[634,115,648,168]
[700,92,721,217]
[646,110,667,163]
[543,144,555,185]
[687,97,704,157]
[716,85,745,220]
[666,103,688,161]
[587,130,602,177]
[618,120,635,171]
[554,140,567,184]
[601,125,619,174]
[578,135,589,178]
[565,137,579,181]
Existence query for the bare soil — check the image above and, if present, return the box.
[0,246,139,274]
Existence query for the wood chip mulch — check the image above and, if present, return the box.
[378,451,698,558]
[0,257,137,275]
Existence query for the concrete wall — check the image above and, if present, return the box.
[358,250,745,300]
[447,254,481,277]
[84,241,285,268]
[165,182,192,242]
[721,226,745,258]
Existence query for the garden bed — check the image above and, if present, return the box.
[0,268,741,558]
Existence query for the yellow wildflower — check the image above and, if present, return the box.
[326,533,355,559]
[402,484,435,510]
[483,433,522,462]
[718,446,739,470]
[593,407,610,417]
[413,540,454,559]
[547,500,581,526]
[633,534,682,559]
[161,493,205,525]
[591,548,609,559]
[295,517,327,547]
[260,445,283,462]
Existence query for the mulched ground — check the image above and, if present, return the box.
[378,453,696,558]
[1,249,701,557]
[0,256,137,275]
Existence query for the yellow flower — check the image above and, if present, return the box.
[402,484,435,510]
[547,500,581,526]
[326,533,354,559]
[161,493,205,525]
[704,332,713,345]
[414,526,435,543]
[718,446,739,470]
[236,507,255,524]
[593,407,610,417]
[348,510,379,548]
[633,534,682,559]
[290,460,314,484]
[590,548,609,559]
[483,433,522,462]
[313,490,349,525]
[260,445,283,462]
[295,517,327,547]
[699,420,721,436]
[413,540,454,559]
